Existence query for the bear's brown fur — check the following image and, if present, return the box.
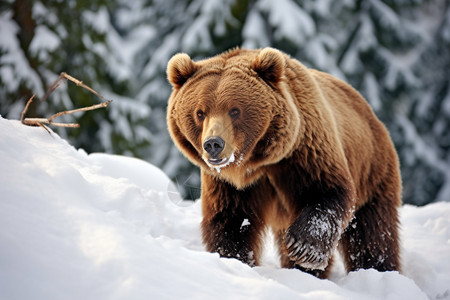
[166,47,402,278]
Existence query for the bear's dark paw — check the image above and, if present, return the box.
[216,244,256,266]
[284,212,341,270]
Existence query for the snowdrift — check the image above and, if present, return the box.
[0,117,449,300]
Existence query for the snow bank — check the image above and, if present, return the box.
[0,117,448,300]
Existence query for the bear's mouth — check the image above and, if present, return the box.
[205,153,236,173]
[207,157,229,166]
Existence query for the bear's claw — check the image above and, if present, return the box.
[285,236,330,270]
[284,216,339,270]
[286,237,296,249]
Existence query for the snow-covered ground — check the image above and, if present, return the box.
[0,116,449,300]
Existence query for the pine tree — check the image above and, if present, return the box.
[0,0,152,157]
[399,1,450,204]
[334,0,450,205]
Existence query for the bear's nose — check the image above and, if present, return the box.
[203,136,225,159]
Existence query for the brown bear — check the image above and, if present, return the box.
[166,47,402,278]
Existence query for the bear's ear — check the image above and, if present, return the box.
[167,53,199,89]
[251,48,285,87]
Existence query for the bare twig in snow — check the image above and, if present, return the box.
[21,93,36,124]
[21,72,111,131]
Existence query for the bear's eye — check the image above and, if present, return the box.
[196,110,205,121]
[229,108,240,119]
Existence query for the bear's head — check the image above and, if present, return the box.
[166,48,300,189]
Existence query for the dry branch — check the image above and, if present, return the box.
[21,72,111,131]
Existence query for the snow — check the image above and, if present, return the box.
[363,73,381,112]
[0,116,449,300]
[82,6,156,82]
[29,25,61,62]
[258,0,315,45]
[242,9,271,49]
[180,0,235,52]
[182,15,212,52]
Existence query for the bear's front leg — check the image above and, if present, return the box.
[283,185,353,271]
[200,173,266,266]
